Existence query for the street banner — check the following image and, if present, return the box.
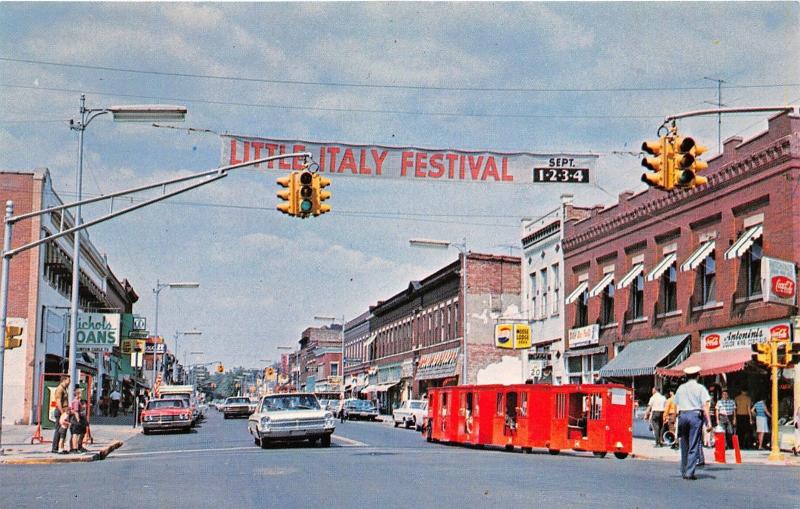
[221,134,598,185]
[76,313,120,352]
[761,257,796,306]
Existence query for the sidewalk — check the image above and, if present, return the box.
[0,417,140,465]
[631,437,800,466]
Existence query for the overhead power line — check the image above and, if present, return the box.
[1,56,797,94]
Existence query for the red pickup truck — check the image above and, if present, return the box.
[141,398,193,435]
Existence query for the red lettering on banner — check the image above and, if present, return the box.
[243,141,251,162]
[401,151,414,176]
[415,152,428,178]
[339,149,358,174]
[252,142,263,167]
[501,157,513,181]
[429,154,445,178]
[446,154,458,179]
[266,144,277,169]
[230,140,242,165]
[372,150,387,176]
[319,147,326,172]
[327,147,340,172]
[292,144,306,170]
[481,157,499,181]
[468,156,484,180]
[278,145,292,170]
[459,155,466,179]
[359,150,370,175]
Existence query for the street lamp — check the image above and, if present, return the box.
[187,351,204,386]
[66,95,187,394]
[174,330,202,383]
[409,237,469,385]
[152,280,199,387]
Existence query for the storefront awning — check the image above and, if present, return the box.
[656,348,753,377]
[417,348,460,380]
[617,263,644,289]
[564,281,588,304]
[589,273,614,297]
[564,345,606,357]
[724,224,763,260]
[646,252,677,282]
[681,240,715,272]
[599,334,689,378]
[361,382,398,393]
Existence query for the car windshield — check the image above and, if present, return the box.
[147,399,185,410]
[261,395,320,412]
[228,398,250,404]
[410,401,425,409]
[357,400,376,410]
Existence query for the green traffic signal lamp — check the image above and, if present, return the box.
[675,136,709,189]
[298,171,313,217]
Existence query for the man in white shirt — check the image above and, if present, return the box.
[675,366,712,480]
[645,387,667,447]
[110,388,122,417]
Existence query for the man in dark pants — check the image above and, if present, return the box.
[50,375,70,453]
[675,366,711,480]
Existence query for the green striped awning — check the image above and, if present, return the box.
[599,334,689,378]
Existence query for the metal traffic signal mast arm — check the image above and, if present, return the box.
[660,105,799,129]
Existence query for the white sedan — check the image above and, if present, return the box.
[393,400,428,430]
[248,393,336,448]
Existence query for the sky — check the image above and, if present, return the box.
[0,2,798,369]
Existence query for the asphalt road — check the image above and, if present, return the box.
[1,410,797,509]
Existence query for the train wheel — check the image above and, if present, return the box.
[504,444,514,452]
[593,452,607,458]
[523,447,533,454]
[548,449,560,455]
[614,452,629,460]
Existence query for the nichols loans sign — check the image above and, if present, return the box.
[76,313,121,352]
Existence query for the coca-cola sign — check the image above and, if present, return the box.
[701,320,793,352]
[762,257,796,306]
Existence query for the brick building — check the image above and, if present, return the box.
[343,310,371,397]
[1,169,139,425]
[363,252,520,413]
[296,325,342,395]
[561,111,799,413]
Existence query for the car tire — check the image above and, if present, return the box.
[321,434,331,447]
[406,418,413,429]
[142,428,150,435]
[394,420,399,428]
[259,436,270,449]
[223,414,229,420]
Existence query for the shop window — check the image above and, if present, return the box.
[661,264,678,313]
[630,274,644,319]
[744,238,762,297]
[601,282,615,325]
[700,252,716,304]
[591,352,608,373]
[576,289,589,327]
[567,356,582,376]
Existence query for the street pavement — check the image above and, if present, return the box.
[0,410,797,509]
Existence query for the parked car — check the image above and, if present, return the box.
[247,393,335,448]
[343,399,379,421]
[141,398,193,435]
[393,399,427,430]
[223,396,255,419]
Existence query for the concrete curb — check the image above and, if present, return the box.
[0,440,123,465]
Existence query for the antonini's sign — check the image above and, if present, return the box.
[701,320,792,353]
[220,135,598,185]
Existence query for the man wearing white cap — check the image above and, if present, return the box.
[674,365,712,480]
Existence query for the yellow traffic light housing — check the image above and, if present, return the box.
[776,341,794,368]
[641,136,674,190]
[312,174,332,216]
[4,325,23,350]
[751,342,770,365]
[298,170,314,218]
[675,136,709,189]
[276,172,298,216]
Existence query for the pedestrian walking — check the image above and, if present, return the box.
[50,375,70,454]
[792,405,800,457]
[751,397,771,450]
[663,390,679,449]
[645,387,667,447]
[110,387,121,417]
[715,389,736,448]
[734,389,753,449]
[69,388,88,453]
[674,366,712,480]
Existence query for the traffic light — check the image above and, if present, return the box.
[216,363,224,373]
[276,172,298,216]
[751,342,771,365]
[298,170,314,217]
[4,325,23,350]
[641,136,674,190]
[776,341,794,367]
[674,136,709,189]
[312,174,331,216]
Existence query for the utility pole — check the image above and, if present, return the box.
[703,77,726,154]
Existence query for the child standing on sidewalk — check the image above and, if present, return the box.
[57,409,71,454]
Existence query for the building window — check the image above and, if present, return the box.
[630,274,644,319]
[700,252,716,304]
[540,268,548,319]
[744,238,762,296]
[576,289,589,327]
[661,264,678,312]
[330,362,339,377]
[529,272,537,319]
[601,282,615,325]
[552,263,560,315]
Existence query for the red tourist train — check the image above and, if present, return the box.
[424,383,633,459]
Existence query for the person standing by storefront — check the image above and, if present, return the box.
[644,387,666,447]
[674,366,711,480]
[715,389,736,448]
[50,375,70,454]
[751,397,771,450]
[734,389,753,449]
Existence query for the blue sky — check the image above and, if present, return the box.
[0,2,797,369]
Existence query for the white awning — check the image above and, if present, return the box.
[724,224,763,260]
[589,273,614,297]
[617,263,644,289]
[681,240,715,272]
[363,334,377,348]
[645,252,677,282]
[564,281,589,304]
